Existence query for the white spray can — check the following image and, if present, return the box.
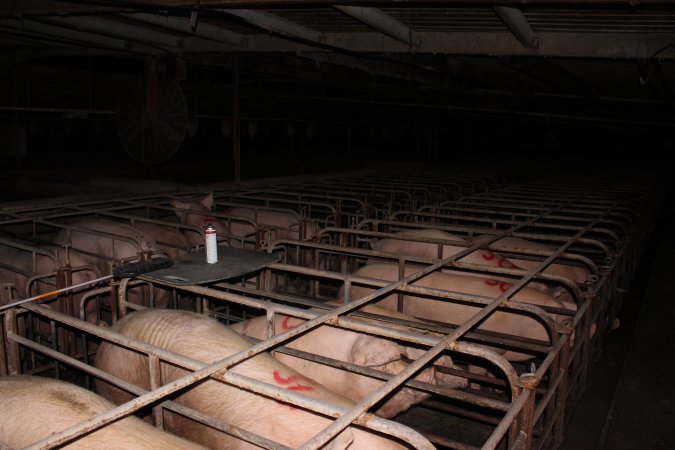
[205,224,218,264]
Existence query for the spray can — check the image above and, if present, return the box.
[205,224,218,264]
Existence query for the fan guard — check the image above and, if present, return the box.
[116,73,188,166]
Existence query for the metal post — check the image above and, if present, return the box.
[0,311,7,376]
[4,309,20,375]
[11,67,22,171]
[516,374,538,450]
[148,354,165,430]
[233,53,241,183]
[347,113,352,158]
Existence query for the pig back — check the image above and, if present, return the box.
[54,219,159,273]
[95,309,408,449]
[230,307,438,419]
[0,375,206,450]
[342,263,572,361]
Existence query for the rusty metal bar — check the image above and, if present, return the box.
[8,332,291,450]
[16,303,433,449]
[483,389,531,450]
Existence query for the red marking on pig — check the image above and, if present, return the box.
[498,258,515,268]
[273,371,315,408]
[499,281,513,292]
[484,279,500,286]
[202,216,218,223]
[281,316,300,331]
[481,252,495,261]
[274,371,299,385]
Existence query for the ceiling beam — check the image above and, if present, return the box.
[123,13,247,47]
[37,16,182,48]
[333,6,418,47]
[220,9,323,44]
[5,1,675,17]
[493,6,537,49]
[0,18,165,55]
[238,31,675,59]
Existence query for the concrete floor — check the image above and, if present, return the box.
[561,193,675,450]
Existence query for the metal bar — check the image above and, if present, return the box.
[123,12,246,47]
[18,303,432,449]
[233,52,241,183]
[333,6,418,46]
[298,192,628,449]
[483,389,531,450]
[0,18,165,55]
[38,16,181,48]
[221,8,322,43]
[494,6,537,49]
[242,30,675,60]
[3,309,20,375]
[0,275,111,312]
[6,0,675,16]
[8,332,290,450]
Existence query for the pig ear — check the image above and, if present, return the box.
[169,199,190,219]
[351,335,402,367]
[200,193,214,210]
[325,429,354,450]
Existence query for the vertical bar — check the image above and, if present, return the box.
[51,319,60,379]
[0,313,7,376]
[397,258,405,312]
[148,354,165,430]
[347,113,352,158]
[517,375,538,450]
[266,309,275,339]
[56,267,77,356]
[554,334,571,447]
[110,282,119,324]
[4,309,20,375]
[11,66,22,171]
[543,347,560,448]
[233,52,241,183]
[83,331,91,390]
[343,278,351,304]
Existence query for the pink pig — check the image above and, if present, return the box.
[170,193,319,246]
[370,228,583,297]
[54,219,172,309]
[230,302,467,418]
[339,263,577,362]
[0,240,99,324]
[0,375,207,450]
[474,235,591,285]
[94,309,410,449]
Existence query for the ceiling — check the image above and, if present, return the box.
[0,1,674,167]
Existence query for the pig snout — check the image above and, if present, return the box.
[352,337,436,418]
[375,358,435,419]
[405,349,469,390]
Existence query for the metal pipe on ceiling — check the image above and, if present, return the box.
[220,8,323,44]
[333,5,419,47]
[494,6,538,49]
[38,15,182,48]
[123,12,247,47]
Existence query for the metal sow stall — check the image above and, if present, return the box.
[0,168,664,450]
